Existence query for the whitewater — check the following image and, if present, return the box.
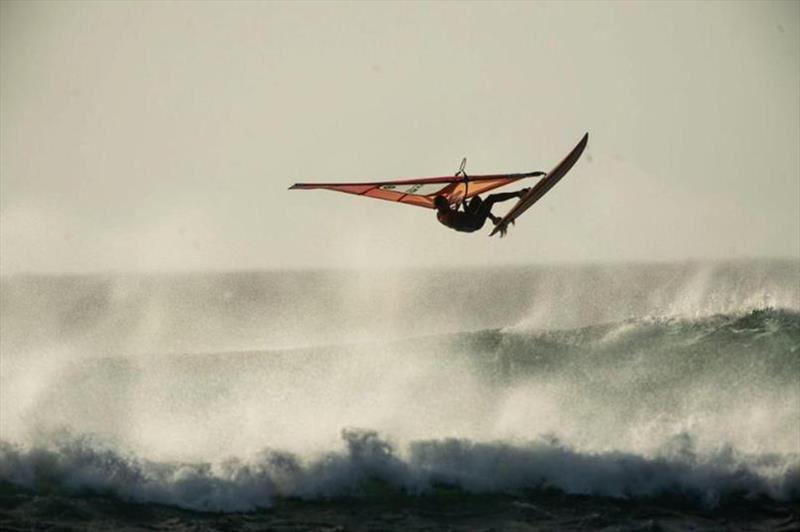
[1,259,798,528]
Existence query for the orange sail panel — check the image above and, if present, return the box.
[289,173,537,209]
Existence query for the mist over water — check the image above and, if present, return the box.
[1,260,798,511]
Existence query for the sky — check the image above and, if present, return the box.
[1,0,798,274]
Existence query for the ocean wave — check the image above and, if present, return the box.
[447,308,800,384]
[3,260,798,355]
[2,309,798,478]
[2,264,798,515]
[1,429,797,512]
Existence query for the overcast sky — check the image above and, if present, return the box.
[1,0,798,274]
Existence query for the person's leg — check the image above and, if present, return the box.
[467,196,483,214]
[474,189,528,227]
[485,189,528,204]
[472,195,505,228]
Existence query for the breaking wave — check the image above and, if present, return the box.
[2,428,797,512]
[1,261,798,512]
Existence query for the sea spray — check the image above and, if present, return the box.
[1,260,798,511]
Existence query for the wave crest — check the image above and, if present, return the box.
[2,430,797,512]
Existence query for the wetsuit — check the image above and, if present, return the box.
[436,191,522,233]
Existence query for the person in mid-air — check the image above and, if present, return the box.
[291,134,587,237]
[434,188,530,235]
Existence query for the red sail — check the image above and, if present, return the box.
[289,172,540,209]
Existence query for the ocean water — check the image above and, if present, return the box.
[1,260,798,529]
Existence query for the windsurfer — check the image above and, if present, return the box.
[434,189,529,235]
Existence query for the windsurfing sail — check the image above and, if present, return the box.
[289,169,543,209]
